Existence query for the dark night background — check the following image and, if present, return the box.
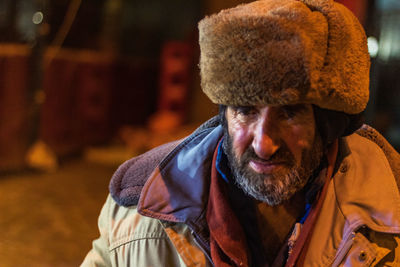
[0,0,399,265]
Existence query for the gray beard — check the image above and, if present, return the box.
[223,130,323,206]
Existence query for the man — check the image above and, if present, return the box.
[82,0,400,266]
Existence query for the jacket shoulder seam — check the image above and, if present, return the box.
[109,232,169,251]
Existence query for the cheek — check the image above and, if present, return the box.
[228,122,253,158]
[283,124,315,163]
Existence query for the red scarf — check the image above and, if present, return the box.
[206,140,249,267]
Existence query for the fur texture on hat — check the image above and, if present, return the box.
[198,0,370,114]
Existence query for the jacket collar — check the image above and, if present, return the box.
[334,134,400,233]
[109,116,221,207]
[137,125,224,224]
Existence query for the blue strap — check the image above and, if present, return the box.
[299,203,312,224]
[216,138,229,183]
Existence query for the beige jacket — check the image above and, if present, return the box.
[82,126,400,266]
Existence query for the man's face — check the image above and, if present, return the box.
[223,104,324,206]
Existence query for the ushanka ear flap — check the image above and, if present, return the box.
[198,0,370,114]
[300,0,370,114]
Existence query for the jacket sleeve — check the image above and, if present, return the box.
[81,195,113,267]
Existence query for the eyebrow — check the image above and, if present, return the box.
[282,104,310,112]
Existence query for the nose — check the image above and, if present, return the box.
[251,112,280,160]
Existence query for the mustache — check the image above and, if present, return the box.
[240,145,295,165]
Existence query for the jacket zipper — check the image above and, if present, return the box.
[331,231,356,267]
[190,228,214,266]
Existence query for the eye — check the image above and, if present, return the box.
[280,104,308,119]
[233,106,257,116]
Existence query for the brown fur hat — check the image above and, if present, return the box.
[198,0,370,114]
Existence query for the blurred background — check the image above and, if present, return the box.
[0,0,399,266]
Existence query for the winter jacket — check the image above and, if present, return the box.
[81,117,400,267]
